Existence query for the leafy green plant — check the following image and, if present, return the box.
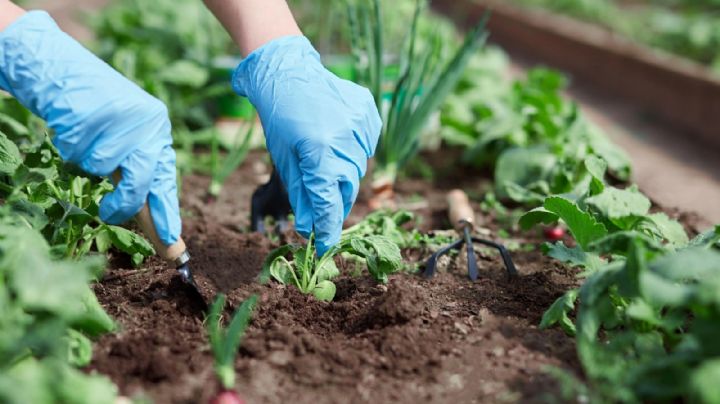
[442,62,631,204]
[342,209,453,250]
[0,214,117,404]
[262,234,402,301]
[207,123,254,201]
[205,294,257,395]
[348,0,490,198]
[91,0,234,130]
[516,168,720,401]
[0,98,155,265]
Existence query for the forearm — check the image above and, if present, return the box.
[0,1,25,32]
[203,0,302,56]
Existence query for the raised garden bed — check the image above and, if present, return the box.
[88,151,582,403]
[434,0,720,149]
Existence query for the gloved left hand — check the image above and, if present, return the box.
[233,36,382,256]
[0,11,180,245]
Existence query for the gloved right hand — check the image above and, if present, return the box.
[0,11,181,245]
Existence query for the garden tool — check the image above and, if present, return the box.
[112,171,203,300]
[250,168,292,234]
[423,189,518,280]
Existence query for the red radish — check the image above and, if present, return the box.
[544,226,565,241]
[210,390,245,404]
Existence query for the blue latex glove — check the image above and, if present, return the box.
[0,11,180,245]
[233,36,381,256]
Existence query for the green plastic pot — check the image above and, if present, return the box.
[212,56,256,120]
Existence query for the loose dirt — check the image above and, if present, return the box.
[89,152,582,404]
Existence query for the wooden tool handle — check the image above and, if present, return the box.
[447,189,474,230]
[112,171,186,263]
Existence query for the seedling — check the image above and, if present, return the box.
[261,233,402,301]
[205,294,257,404]
[207,122,254,202]
[348,0,490,206]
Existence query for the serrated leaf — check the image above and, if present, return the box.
[543,241,604,271]
[540,289,578,335]
[585,186,650,229]
[0,131,21,175]
[543,196,608,249]
[644,213,688,248]
[105,225,154,257]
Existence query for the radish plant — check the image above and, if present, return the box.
[348,0,490,205]
[205,294,257,404]
[261,234,402,301]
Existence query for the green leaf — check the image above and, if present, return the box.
[312,280,336,301]
[65,329,93,367]
[641,213,688,248]
[585,186,651,229]
[542,242,604,271]
[540,289,578,335]
[584,155,607,195]
[0,131,21,175]
[588,231,665,255]
[346,235,402,283]
[71,287,116,336]
[495,146,557,201]
[544,196,608,249]
[94,227,112,253]
[650,247,720,281]
[105,225,154,258]
[689,359,720,404]
[260,244,296,284]
[158,60,209,87]
[315,257,340,282]
[688,225,720,248]
[519,206,558,230]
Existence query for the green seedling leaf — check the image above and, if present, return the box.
[312,280,336,301]
[544,196,608,249]
[588,231,665,255]
[105,225,155,259]
[495,146,557,201]
[261,244,297,284]
[158,60,209,88]
[519,206,558,230]
[635,213,688,248]
[585,185,651,229]
[583,155,607,195]
[206,294,257,390]
[688,225,720,248]
[0,131,21,175]
[65,329,93,367]
[689,359,720,404]
[540,289,578,335]
[542,242,604,271]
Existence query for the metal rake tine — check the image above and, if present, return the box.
[423,238,465,278]
[471,237,518,277]
[463,226,479,281]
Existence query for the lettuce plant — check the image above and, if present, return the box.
[261,234,402,301]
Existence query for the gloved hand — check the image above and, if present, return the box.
[233,36,381,256]
[0,11,180,245]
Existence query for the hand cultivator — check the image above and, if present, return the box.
[250,168,292,234]
[113,171,202,299]
[423,189,517,280]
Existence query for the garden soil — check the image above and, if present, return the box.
[90,151,590,404]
